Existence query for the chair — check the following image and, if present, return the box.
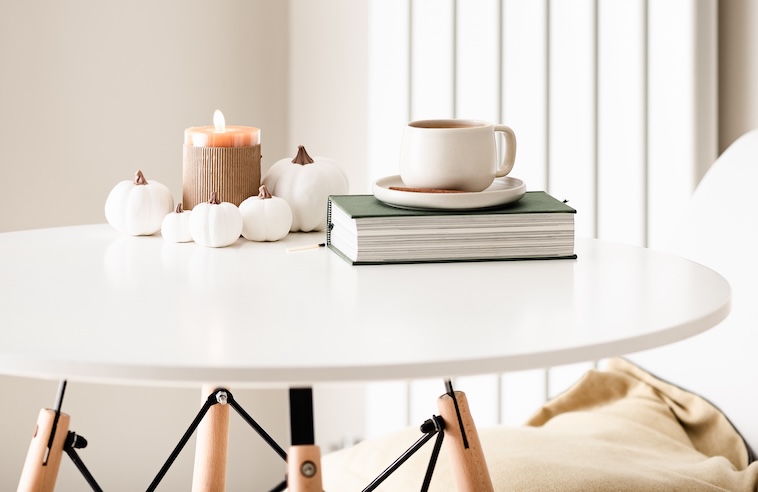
[630,128,758,450]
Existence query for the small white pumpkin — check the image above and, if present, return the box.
[188,192,243,248]
[261,145,348,232]
[161,203,193,243]
[105,169,174,236]
[239,185,293,242]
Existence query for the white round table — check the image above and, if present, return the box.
[1,224,731,491]
[0,224,731,387]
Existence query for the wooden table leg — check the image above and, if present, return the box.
[17,408,71,492]
[437,390,494,492]
[192,385,230,492]
[287,388,322,492]
[287,445,323,492]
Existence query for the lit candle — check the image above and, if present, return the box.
[182,110,262,209]
[184,110,260,147]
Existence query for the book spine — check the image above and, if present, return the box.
[326,197,333,246]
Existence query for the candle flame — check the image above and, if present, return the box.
[213,110,226,133]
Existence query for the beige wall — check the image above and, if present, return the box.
[0,1,291,234]
[719,0,758,152]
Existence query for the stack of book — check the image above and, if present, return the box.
[326,191,576,265]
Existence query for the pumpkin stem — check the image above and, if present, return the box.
[209,192,221,205]
[134,170,148,185]
[175,203,184,213]
[258,185,273,199]
[292,145,315,165]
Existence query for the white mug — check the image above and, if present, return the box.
[399,119,517,192]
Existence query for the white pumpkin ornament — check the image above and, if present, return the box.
[105,169,174,236]
[239,185,293,242]
[261,145,348,232]
[161,203,193,243]
[188,192,243,248]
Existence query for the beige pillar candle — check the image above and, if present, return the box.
[183,110,261,209]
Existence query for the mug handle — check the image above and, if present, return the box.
[494,124,517,178]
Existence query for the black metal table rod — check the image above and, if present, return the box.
[362,415,445,492]
[146,387,287,491]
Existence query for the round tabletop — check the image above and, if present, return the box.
[0,225,730,386]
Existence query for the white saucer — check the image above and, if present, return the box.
[372,175,526,211]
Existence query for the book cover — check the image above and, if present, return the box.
[328,191,575,219]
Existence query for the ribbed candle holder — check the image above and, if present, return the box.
[182,144,261,209]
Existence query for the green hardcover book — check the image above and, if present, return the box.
[327,191,577,265]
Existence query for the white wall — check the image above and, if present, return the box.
[288,0,370,193]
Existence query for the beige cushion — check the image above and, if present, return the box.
[320,358,758,491]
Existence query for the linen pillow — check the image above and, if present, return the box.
[319,358,758,491]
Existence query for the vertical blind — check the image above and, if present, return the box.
[364,0,717,437]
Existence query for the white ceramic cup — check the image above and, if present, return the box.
[399,119,517,192]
